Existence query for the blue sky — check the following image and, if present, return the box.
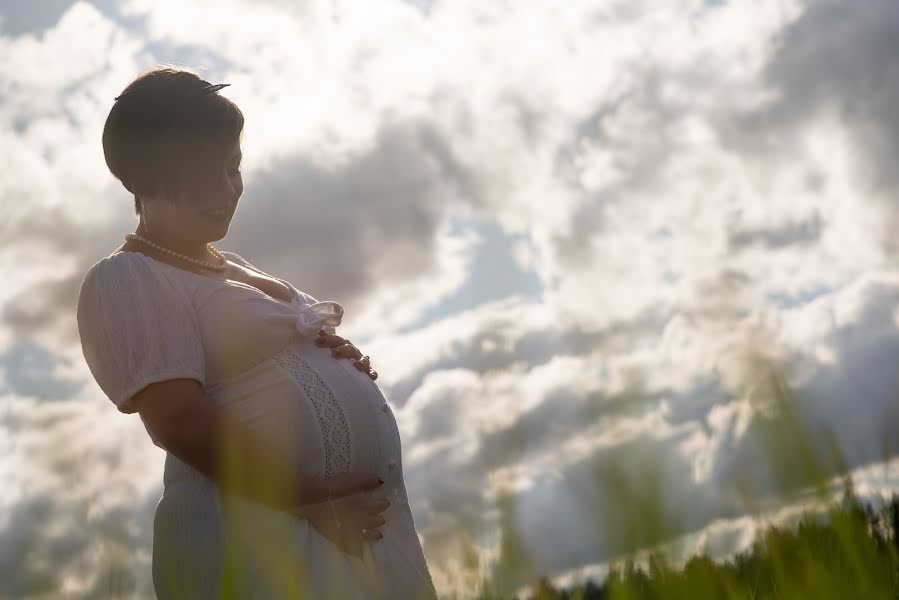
[3,0,899,597]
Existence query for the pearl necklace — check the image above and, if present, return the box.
[125,233,228,273]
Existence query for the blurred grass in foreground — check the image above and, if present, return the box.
[460,348,899,600]
[470,491,899,600]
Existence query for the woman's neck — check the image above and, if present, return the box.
[135,221,210,261]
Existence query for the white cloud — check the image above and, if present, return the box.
[0,387,163,596]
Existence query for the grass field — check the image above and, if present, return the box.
[462,355,899,600]
[469,491,899,599]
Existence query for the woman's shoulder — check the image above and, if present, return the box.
[219,250,319,306]
[78,250,194,306]
[81,250,150,287]
[219,250,258,271]
[76,250,204,351]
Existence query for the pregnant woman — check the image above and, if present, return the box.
[76,66,438,599]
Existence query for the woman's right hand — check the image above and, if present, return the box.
[290,472,389,559]
[294,493,390,559]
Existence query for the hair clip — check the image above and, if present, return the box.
[198,83,230,94]
[114,82,230,102]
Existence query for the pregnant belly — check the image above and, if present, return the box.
[208,337,403,489]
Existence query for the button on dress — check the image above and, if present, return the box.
[76,250,438,599]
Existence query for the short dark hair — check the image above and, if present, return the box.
[102,65,245,215]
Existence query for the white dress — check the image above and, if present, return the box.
[76,249,438,599]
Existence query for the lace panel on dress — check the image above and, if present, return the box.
[270,345,352,478]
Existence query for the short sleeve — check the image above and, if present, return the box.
[76,253,205,414]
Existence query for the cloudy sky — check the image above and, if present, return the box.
[3,0,899,597]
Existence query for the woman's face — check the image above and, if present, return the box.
[141,139,243,244]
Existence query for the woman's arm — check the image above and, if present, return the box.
[131,378,382,510]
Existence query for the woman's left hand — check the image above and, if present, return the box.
[315,330,378,380]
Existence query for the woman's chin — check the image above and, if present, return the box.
[201,218,233,240]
